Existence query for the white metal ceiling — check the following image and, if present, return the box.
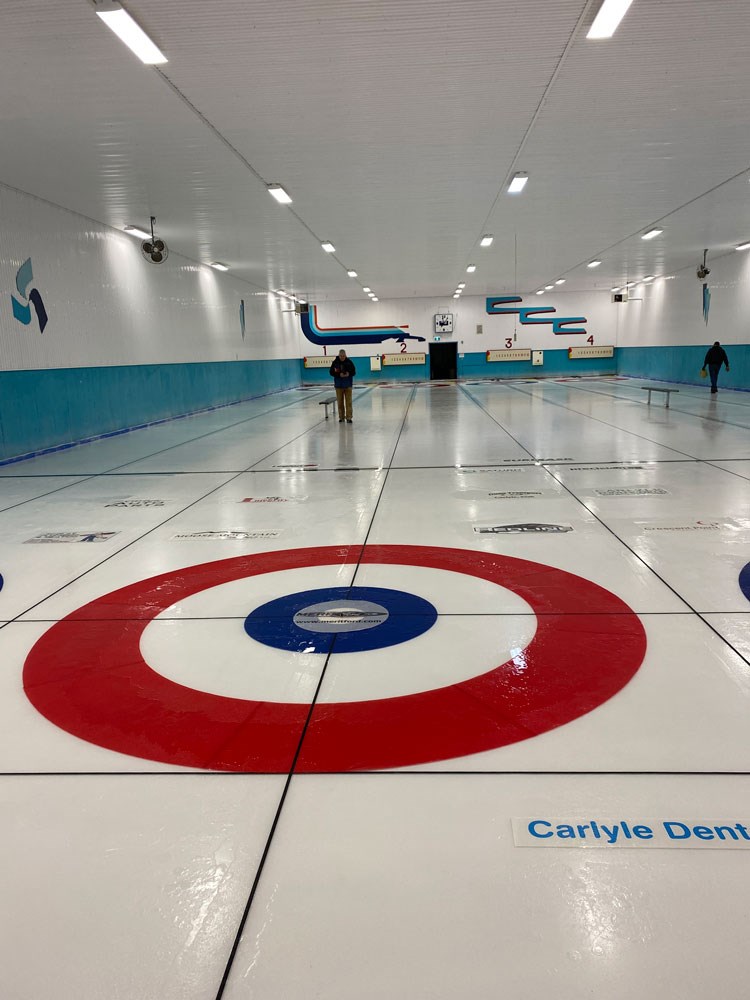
[0,0,748,300]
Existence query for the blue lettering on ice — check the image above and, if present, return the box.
[528,821,553,838]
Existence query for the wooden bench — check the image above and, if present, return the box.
[641,386,678,408]
[319,396,338,419]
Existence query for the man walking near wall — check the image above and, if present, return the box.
[703,341,730,394]
[330,349,356,422]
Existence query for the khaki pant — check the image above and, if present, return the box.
[335,387,353,420]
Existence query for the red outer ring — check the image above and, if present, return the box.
[23,545,646,772]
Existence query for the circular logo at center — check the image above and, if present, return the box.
[293,600,389,633]
[244,585,437,653]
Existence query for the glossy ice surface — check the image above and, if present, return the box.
[1,378,749,998]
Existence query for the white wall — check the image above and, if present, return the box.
[0,183,299,371]
[302,291,616,358]
[616,250,750,348]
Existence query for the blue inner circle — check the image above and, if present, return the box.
[740,562,750,604]
[244,586,438,654]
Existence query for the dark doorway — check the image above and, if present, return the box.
[429,342,458,380]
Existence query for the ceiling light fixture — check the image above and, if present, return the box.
[508,172,529,194]
[643,274,655,282]
[347,270,358,278]
[209,262,229,271]
[625,281,636,287]
[453,293,460,299]
[466,264,476,273]
[641,228,663,240]
[480,235,494,247]
[545,285,554,290]
[611,287,621,293]
[372,297,379,302]
[321,242,336,253]
[123,225,151,239]
[536,290,544,295]
[267,184,292,205]
[95,2,167,64]
[362,287,371,293]
[458,282,466,289]
[555,278,566,285]
[586,0,635,39]
[587,260,602,268]
[735,241,750,251]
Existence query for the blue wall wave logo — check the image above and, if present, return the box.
[739,561,750,604]
[12,258,48,333]
[300,304,425,346]
[486,295,587,335]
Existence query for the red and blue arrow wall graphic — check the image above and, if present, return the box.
[300,305,425,347]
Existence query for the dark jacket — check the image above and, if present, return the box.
[704,345,729,367]
[330,357,356,388]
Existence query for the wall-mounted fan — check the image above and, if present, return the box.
[141,216,168,264]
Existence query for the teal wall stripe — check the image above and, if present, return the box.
[2,344,746,465]
[616,344,749,389]
[0,358,299,463]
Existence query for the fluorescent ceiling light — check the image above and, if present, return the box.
[625,281,636,287]
[508,172,529,194]
[458,282,466,289]
[95,3,167,64]
[536,290,544,295]
[321,242,336,253]
[466,264,476,273]
[267,184,292,205]
[555,278,566,285]
[347,270,358,277]
[209,262,229,271]
[611,287,621,292]
[641,228,663,240]
[453,293,460,299]
[123,225,151,239]
[480,235,494,247]
[362,287,371,293]
[545,285,554,290]
[586,0,635,39]
[587,260,602,268]
[643,275,655,282]
[736,241,750,251]
[372,297,379,302]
